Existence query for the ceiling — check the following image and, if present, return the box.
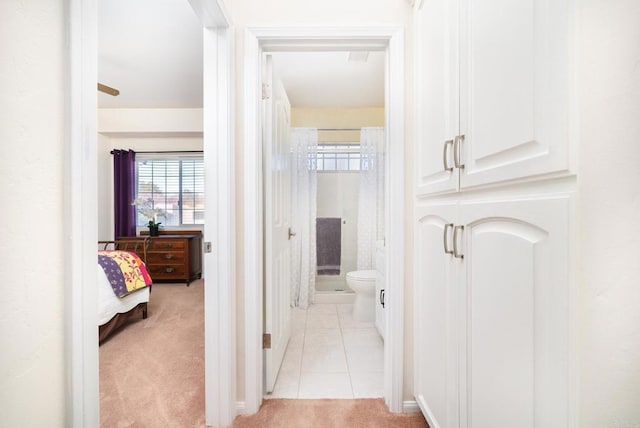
[98,0,385,109]
[272,52,385,108]
[98,0,203,108]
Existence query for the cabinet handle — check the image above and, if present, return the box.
[165,267,175,273]
[380,289,385,308]
[288,227,297,240]
[443,140,454,172]
[453,225,464,259]
[164,254,174,260]
[443,223,454,255]
[453,135,465,169]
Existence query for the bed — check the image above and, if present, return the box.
[98,239,152,343]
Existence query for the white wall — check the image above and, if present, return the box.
[577,0,640,425]
[316,172,359,291]
[0,0,66,425]
[98,133,115,240]
[97,109,203,240]
[98,108,203,135]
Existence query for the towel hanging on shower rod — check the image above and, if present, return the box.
[316,217,342,275]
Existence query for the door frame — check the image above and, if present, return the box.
[243,27,405,414]
[196,1,236,426]
[67,0,235,426]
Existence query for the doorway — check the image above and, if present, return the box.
[67,0,233,426]
[263,51,386,399]
[243,27,405,414]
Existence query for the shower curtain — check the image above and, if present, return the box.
[290,128,318,309]
[357,127,385,270]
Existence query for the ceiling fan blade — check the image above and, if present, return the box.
[97,83,120,96]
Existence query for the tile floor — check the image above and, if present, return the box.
[266,303,384,399]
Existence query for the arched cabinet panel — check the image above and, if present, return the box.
[415,204,459,428]
[414,196,572,428]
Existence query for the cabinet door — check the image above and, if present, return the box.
[459,196,571,428]
[415,202,460,428]
[415,0,459,196]
[458,0,571,188]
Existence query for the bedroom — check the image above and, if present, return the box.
[96,0,207,424]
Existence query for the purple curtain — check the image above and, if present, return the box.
[113,149,136,238]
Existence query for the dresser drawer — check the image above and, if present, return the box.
[147,252,185,264]
[149,239,186,251]
[121,233,202,284]
[147,264,187,279]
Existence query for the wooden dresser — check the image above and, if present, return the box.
[121,231,202,285]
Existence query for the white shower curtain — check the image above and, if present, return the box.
[357,127,385,270]
[290,128,318,309]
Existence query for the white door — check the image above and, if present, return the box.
[459,196,571,428]
[263,55,293,393]
[374,244,385,339]
[415,202,460,428]
[458,0,571,188]
[415,0,460,196]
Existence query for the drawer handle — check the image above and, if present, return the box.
[162,243,174,249]
[443,223,454,255]
[165,267,175,273]
[453,135,465,169]
[443,139,454,172]
[453,225,464,259]
[163,254,174,260]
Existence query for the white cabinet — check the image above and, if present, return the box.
[414,202,459,428]
[415,0,459,195]
[415,0,571,196]
[414,0,575,424]
[415,195,572,428]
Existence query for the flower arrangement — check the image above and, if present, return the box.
[131,198,165,228]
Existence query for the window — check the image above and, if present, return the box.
[135,156,204,226]
[316,144,361,171]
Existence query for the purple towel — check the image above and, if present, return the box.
[316,217,341,275]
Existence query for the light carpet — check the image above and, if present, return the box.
[232,399,429,427]
[99,280,429,427]
[100,280,205,427]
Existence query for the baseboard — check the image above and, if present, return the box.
[236,401,247,415]
[402,400,420,413]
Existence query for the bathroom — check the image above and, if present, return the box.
[266,51,386,399]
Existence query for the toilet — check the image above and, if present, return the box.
[346,270,377,322]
